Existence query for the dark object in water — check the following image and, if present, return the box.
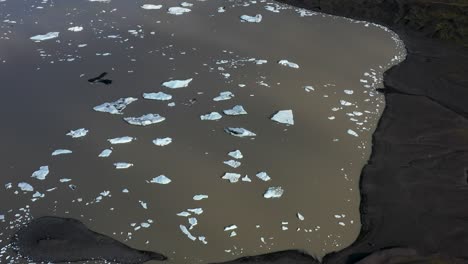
[212,250,320,264]
[88,72,113,85]
[12,216,167,264]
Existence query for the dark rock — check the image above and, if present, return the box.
[12,216,167,264]
[210,250,320,264]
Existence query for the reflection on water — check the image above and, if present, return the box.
[0,0,405,263]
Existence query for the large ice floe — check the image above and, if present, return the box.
[162,78,193,88]
[150,175,172,184]
[263,187,284,198]
[108,136,135,144]
[93,97,138,114]
[278,60,299,68]
[222,173,241,183]
[271,110,294,125]
[256,172,271,181]
[124,114,165,126]
[66,128,88,138]
[240,14,262,23]
[224,160,241,168]
[224,127,256,137]
[223,105,247,116]
[31,166,49,180]
[200,112,222,121]
[143,92,172,101]
[228,150,243,159]
[30,32,59,41]
[18,182,34,192]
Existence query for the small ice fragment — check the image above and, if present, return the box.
[271,110,294,125]
[218,7,225,13]
[100,190,110,196]
[223,105,247,116]
[153,137,172,146]
[304,86,314,92]
[114,162,133,169]
[297,213,305,221]
[178,211,191,217]
[141,4,162,9]
[344,90,354,95]
[66,128,88,138]
[141,222,151,228]
[256,59,268,64]
[33,191,44,198]
[339,222,346,226]
[168,102,176,107]
[68,26,83,32]
[168,7,191,15]
[18,182,34,192]
[150,175,172,184]
[223,160,241,168]
[108,136,134,144]
[241,175,252,182]
[278,60,299,69]
[188,217,198,229]
[188,208,203,215]
[139,200,148,209]
[263,187,284,198]
[180,225,197,241]
[347,129,359,137]
[282,226,288,231]
[340,100,353,106]
[224,127,256,137]
[199,236,208,244]
[60,178,71,183]
[228,150,243,159]
[230,231,237,237]
[240,14,262,23]
[32,166,49,180]
[224,225,237,231]
[98,149,112,157]
[0,215,4,221]
[180,2,193,7]
[256,172,271,181]
[222,173,241,183]
[213,91,234,101]
[124,114,165,126]
[30,32,59,42]
[143,92,172,101]
[52,149,72,156]
[193,194,208,201]
[162,78,193,88]
[122,188,129,193]
[200,112,222,121]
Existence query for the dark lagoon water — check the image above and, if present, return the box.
[0,0,405,263]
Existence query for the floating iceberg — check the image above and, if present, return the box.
[344,89,354,94]
[181,2,193,7]
[177,211,191,217]
[240,14,262,23]
[114,162,133,169]
[32,166,49,180]
[224,225,237,231]
[213,91,234,101]
[222,173,241,183]
[52,149,72,156]
[256,59,268,64]
[141,4,162,9]
[193,194,208,201]
[242,175,252,182]
[263,187,284,198]
[188,218,198,230]
[68,26,83,32]
[153,137,173,146]
[200,112,222,121]
[230,231,237,237]
[18,182,34,192]
[224,160,241,168]
[188,208,203,215]
[224,127,256,137]
[199,236,208,244]
[124,114,165,126]
[150,175,172,184]
[98,149,112,157]
[168,7,191,15]
[271,110,294,125]
[139,200,148,209]
[228,150,243,159]
[180,225,197,241]
[162,78,193,88]
[93,97,138,114]
[297,212,305,221]
[347,129,359,137]
[30,32,59,42]
[278,60,299,69]
[304,86,314,92]
[256,172,271,181]
[108,136,134,144]
[223,105,247,116]
[66,128,89,138]
[143,92,172,101]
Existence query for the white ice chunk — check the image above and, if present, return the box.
[230,231,237,237]
[162,78,193,88]
[0,215,4,221]
[223,105,247,116]
[263,187,284,198]
[141,4,162,9]
[297,213,305,221]
[241,175,252,182]
[139,200,148,209]
[124,114,165,126]
[108,136,134,144]
[224,225,237,231]
[271,110,294,125]
[228,150,243,159]
[114,162,133,169]
[98,149,112,157]
[177,211,191,217]
[278,60,299,69]
[150,175,172,184]
[193,194,208,201]
[153,137,173,146]
[256,59,268,64]
[18,182,34,192]
[68,26,83,32]
[60,178,71,183]
[224,127,256,137]
[32,166,49,180]
[143,92,172,101]
[344,90,354,95]
[52,149,72,156]
[30,32,59,42]
[188,208,203,215]
[347,129,359,137]
[33,191,44,198]
[340,100,353,106]
[256,171,271,181]
[224,160,241,168]
[188,217,198,229]
[66,128,88,138]
[222,173,241,183]
[93,97,138,115]
[199,236,208,244]
[180,2,193,7]
[200,112,222,121]
[168,7,191,15]
[304,86,314,92]
[213,91,234,101]
[240,14,262,23]
[180,225,197,241]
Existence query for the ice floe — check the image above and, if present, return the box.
[180,225,196,241]
[68,26,83,32]
[297,213,305,221]
[256,172,271,181]
[153,137,173,146]
[66,128,89,138]
[124,114,165,126]
[344,89,354,95]
[304,86,314,92]
[263,187,284,198]
[94,97,138,115]
[31,166,49,180]
[143,92,172,101]
[139,200,148,209]
[224,127,256,137]
[188,208,203,215]
[181,2,193,7]
[114,162,133,169]
[108,136,134,144]
[271,110,294,125]
[30,32,59,42]
[162,78,193,88]
[224,160,241,168]
[141,4,162,10]
[347,129,359,137]
[188,217,198,229]
[278,60,299,69]
[223,105,247,116]
[222,173,241,183]
[150,175,172,184]
[193,194,208,201]
[178,211,191,217]
[240,14,262,23]
[167,7,191,15]
[241,175,252,182]
[213,91,234,101]
[51,149,72,156]
[228,150,243,159]
[224,225,237,231]
[18,182,34,192]
[200,112,222,121]
[98,149,112,157]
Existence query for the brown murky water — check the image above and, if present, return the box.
[0,0,405,263]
